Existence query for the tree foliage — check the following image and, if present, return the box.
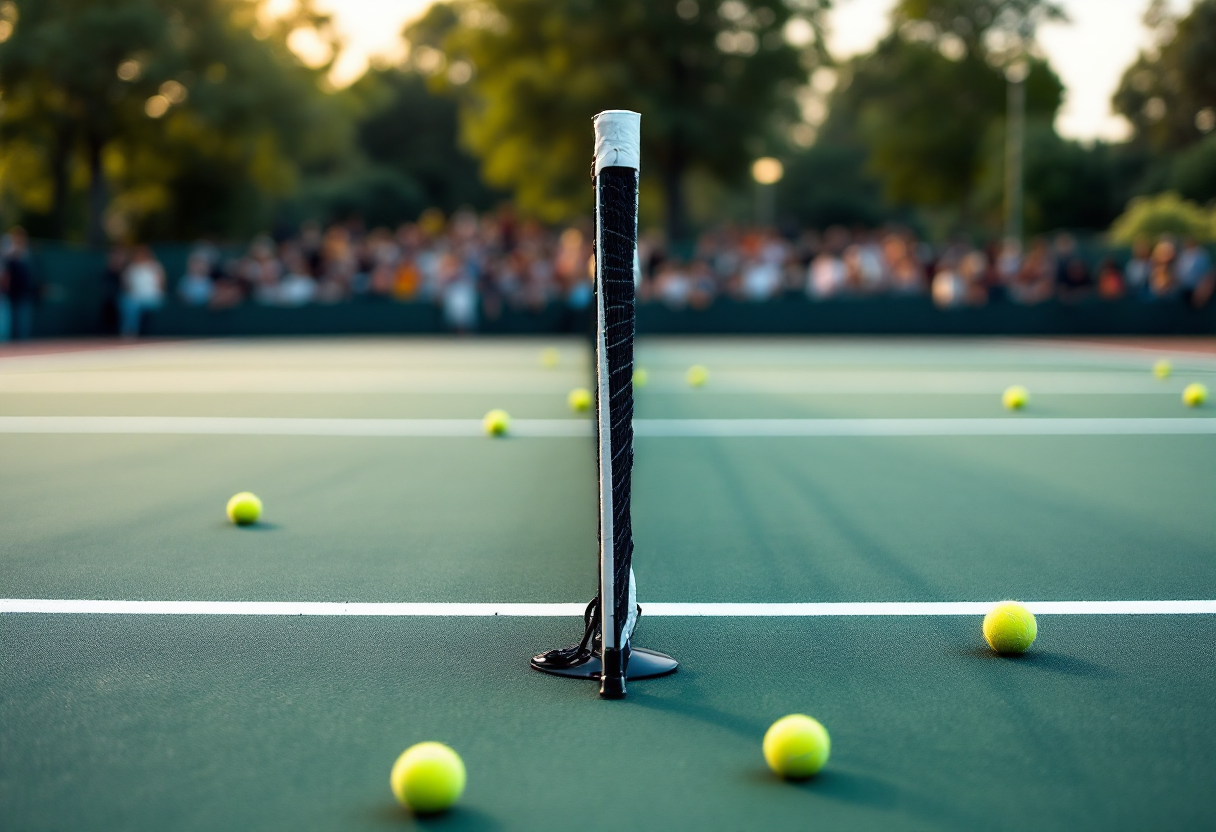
[1109,191,1214,243]
[411,0,827,239]
[350,67,500,215]
[893,0,1065,58]
[825,31,1061,216]
[1113,0,1216,153]
[0,0,349,242]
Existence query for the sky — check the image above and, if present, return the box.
[274,0,1191,143]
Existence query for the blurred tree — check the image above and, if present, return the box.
[1168,132,1216,202]
[1113,0,1216,153]
[348,67,500,215]
[775,142,896,228]
[409,0,827,241]
[824,32,1061,229]
[1109,191,1213,243]
[974,121,1132,234]
[892,0,1065,58]
[0,0,350,243]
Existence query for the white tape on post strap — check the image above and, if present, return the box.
[593,110,641,175]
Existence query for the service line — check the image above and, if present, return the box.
[2,599,1215,616]
[1,415,1215,438]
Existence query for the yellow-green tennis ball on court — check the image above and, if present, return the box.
[763,714,831,779]
[1153,359,1172,379]
[632,367,649,388]
[1182,382,1208,407]
[1002,385,1029,410]
[983,601,1037,654]
[686,365,709,388]
[483,409,510,436]
[390,741,466,814]
[540,347,560,368]
[226,492,262,526]
[568,387,592,412]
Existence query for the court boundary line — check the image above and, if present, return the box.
[2,416,1215,438]
[3,599,1214,616]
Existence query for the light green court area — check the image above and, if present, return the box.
[2,337,1215,831]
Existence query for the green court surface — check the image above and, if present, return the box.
[2,337,1215,831]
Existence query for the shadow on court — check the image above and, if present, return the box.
[218,521,284,531]
[957,646,1118,678]
[364,803,505,831]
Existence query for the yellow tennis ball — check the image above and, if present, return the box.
[1182,382,1208,407]
[390,742,466,814]
[763,714,830,779]
[1153,359,1172,379]
[632,367,649,388]
[686,365,709,388]
[483,409,510,436]
[1002,385,1029,410]
[226,492,262,525]
[983,601,1037,654]
[567,388,592,412]
[540,347,560,368]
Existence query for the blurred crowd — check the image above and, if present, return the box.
[3,214,1215,340]
[646,226,1215,311]
[120,209,595,335]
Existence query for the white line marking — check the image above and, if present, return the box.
[633,418,1216,437]
[2,599,1214,616]
[0,416,589,437]
[2,416,1214,438]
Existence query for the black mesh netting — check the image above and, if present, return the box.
[594,165,637,647]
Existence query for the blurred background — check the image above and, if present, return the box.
[0,0,1214,338]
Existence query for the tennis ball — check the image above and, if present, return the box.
[983,601,1037,654]
[1182,382,1208,407]
[567,387,592,412]
[483,409,510,436]
[226,492,262,525]
[686,365,709,388]
[390,742,466,814]
[540,347,560,368]
[763,714,831,779]
[632,367,649,388]
[1002,385,1029,410]
[1153,359,1172,379]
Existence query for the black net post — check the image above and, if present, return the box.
[591,110,641,698]
[528,110,676,696]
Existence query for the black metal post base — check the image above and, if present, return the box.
[530,646,678,685]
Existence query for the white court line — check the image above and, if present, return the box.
[2,599,1215,616]
[2,416,1216,438]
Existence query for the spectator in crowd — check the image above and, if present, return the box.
[1176,237,1214,308]
[1054,234,1092,302]
[1096,258,1126,300]
[1008,237,1056,305]
[276,245,318,307]
[807,227,849,299]
[178,253,214,306]
[1124,237,1152,298]
[120,245,165,338]
[2,226,36,341]
[1149,238,1179,299]
[884,231,926,295]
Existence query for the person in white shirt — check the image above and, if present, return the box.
[121,246,165,338]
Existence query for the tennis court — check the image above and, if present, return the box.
[2,336,1215,831]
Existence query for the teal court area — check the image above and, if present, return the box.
[1,337,1214,831]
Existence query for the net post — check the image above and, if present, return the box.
[528,109,676,695]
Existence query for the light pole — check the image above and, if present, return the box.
[752,157,784,227]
